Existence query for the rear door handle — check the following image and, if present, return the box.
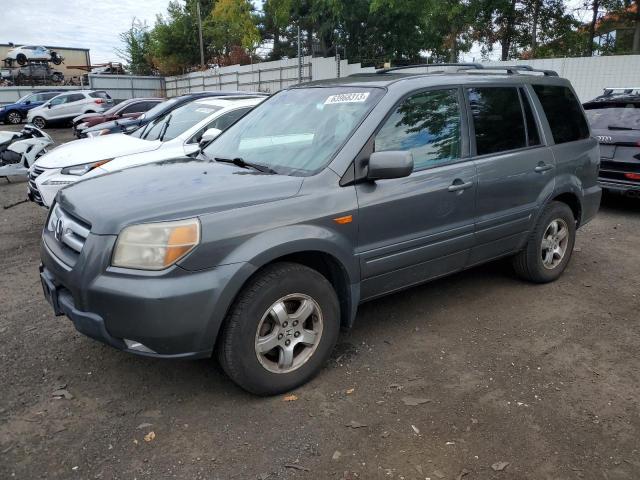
[534,163,553,173]
[447,180,474,192]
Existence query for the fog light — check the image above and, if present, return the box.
[124,339,156,354]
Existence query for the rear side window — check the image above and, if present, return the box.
[120,102,144,114]
[67,94,85,102]
[90,91,111,99]
[532,85,589,144]
[468,87,526,155]
[374,88,461,171]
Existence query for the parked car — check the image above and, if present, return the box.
[38,65,600,395]
[583,88,640,197]
[5,45,63,65]
[29,96,263,207]
[9,64,65,85]
[0,90,64,124]
[82,90,268,137]
[73,98,164,138]
[26,90,113,129]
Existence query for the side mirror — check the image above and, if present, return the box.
[366,151,413,181]
[24,100,31,105]
[47,103,52,109]
[199,127,222,146]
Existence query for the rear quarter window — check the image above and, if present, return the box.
[532,85,589,144]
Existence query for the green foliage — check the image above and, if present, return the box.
[205,0,261,59]
[116,18,155,75]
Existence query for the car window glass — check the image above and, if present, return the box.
[43,92,60,101]
[532,85,589,144]
[468,87,526,155]
[67,94,85,103]
[50,95,68,106]
[120,103,144,114]
[142,101,223,142]
[583,103,640,130]
[520,89,541,146]
[374,89,462,171]
[188,107,253,144]
[89,91,111,99]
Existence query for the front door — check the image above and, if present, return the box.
[355,87,477,300]
[466,85,556,265]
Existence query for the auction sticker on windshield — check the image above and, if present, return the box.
[324,92,370,104]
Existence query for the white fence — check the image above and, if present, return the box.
[165,56,374,97]
[2,54,639,106]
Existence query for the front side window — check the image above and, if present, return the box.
[374,89,461,171]
[469,87,526,155]
[533,85,589,144]
[202,87,384,176]
[120,102,145,115]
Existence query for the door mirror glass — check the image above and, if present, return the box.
[200,127,222,146]
[24,100,31,105]
[367,151,413,180]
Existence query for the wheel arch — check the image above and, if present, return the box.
[551,191,582,226]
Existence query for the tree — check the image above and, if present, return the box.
[117,18,155,75]
[205,0,260,64]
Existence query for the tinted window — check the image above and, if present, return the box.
[375,89,461,170]
[520,89,541,146]
[89,91,111,99]
[584,103,640,130]
[120,102,145,114]
[532,85,589,143]
[42,92,60,101]
[67,94,85,103]
[469,87,526,155]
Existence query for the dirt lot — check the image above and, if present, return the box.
[1,126,639,480]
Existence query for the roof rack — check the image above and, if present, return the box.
[375,63,558,77]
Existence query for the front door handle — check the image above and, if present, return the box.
[447,180,474,192]
[534,163,553,173]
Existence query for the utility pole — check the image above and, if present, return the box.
[297,24,302,84]
[197,1,205,69]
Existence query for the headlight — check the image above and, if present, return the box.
[77,122,88,129]
[112,218,200,270]
[61,159,112,176]
[97,128,111,136]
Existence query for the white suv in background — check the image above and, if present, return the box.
[26,91,114,129]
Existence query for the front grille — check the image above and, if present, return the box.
[45,205,91,266]
[28,166,45,204]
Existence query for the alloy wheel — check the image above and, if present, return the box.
[7,112,21,124]
[541,218,569,269]
[254,293,323,374]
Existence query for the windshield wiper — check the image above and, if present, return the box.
[214,157,277,174]
[607,124,640,131]
[158,114,172,141]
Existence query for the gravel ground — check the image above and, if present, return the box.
[1,126,639,479]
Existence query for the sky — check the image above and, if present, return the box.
[2,0,591,66]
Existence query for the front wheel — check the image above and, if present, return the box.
[16,53,27,65]
[31,117,46,129]
[512,201,576,283]
[6,111,22,125]
[51,52,62,65]
[217,262,340,395]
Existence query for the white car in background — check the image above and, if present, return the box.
[28,96,263,207]
[26,90,114,129]
[5,45,64,65]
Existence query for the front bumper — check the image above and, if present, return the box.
[40,232,252,358]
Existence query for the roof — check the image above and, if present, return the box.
[192,96,264,109]
[0,43,90,52]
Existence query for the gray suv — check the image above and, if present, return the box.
[39,64,601,395]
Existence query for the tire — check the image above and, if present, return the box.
[218,262,340,395]
[51,53,62,65]
[5,110,22,125]
[512,201,576,283]
[51,72,63,83]
[16,53,26,65]
[31,116,46,129]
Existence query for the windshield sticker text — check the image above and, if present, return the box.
[324,92,370,104]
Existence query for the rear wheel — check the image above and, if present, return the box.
[16,53,27,65]
[218,262,340,395]
[5,111,22,125]
[51,52,62,65]
[512,201,576,283]
[31,116,46,129]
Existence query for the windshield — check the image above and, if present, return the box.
[137,100,222,142]
[584,104,640,130]
[139,98,176,120]
[202,87,384,176]
[17,94,32,103]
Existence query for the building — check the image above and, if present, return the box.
[0,43,91,79]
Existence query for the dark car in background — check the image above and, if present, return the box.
[0,90,64,124]
[584,88,640,197]
[72,97,164,138]
[83,90,269,137]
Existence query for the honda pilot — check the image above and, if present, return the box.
[39,64,601,395]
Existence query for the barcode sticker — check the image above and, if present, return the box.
[324,92,370,104]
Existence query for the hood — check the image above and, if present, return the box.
[57,158,304,235]
[73,112,102,123]
[35,134,161,169]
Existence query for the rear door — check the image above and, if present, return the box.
[355,87,477,300]
[467,85,556,265]
[47,94,71,120]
